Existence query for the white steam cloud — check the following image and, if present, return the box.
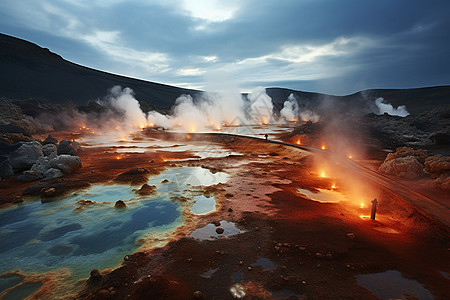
[374,97,409,117]
[280,94,299,122]
[248,87,275,124]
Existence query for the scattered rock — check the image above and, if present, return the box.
[136,183,157,195]
[315,252,324,259]
[43,168,63,180]
[115,200,127,209]
[115,168,150,185]
[42,143,57,157]
[193,291,203,299]
[212,221,221,227]
[41,187,56,197]
[89,269,103,283]
[379,156,424,178]
[9,141,43,170]
[17,170,43,182]
[216,228,225,234]
[225,193,234,198]
[49,155,82,174]
[228,208,233,212]
[0,155,14,179]
[161,179,169,183]
[57,140,80,155]
[42,135,58,145]
[347,233,355,240]
[247,266,252,271]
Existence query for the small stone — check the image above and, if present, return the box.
[315,252,324,259]
[41,187,56,197]
[347,233,355,240]
[228,208,233,212]
[298,246,306,251]
[115,200,127,208]
[247,266,252,271]
[187,258,193,262]
[239,260,243,265]
[216,227,225,234]
[193,291,203,299]
[225,193,234,198]
[161,179,169,183]
[124,255,130,261]
[89,269,102,282]
[302,280,307,284]
[13,196,23,203]
[212,221,221,227]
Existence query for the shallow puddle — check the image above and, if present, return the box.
[191,195,216,215]
[190,221,244,240]
[297,188,348,203]
[357,270,434,300]
[252,257,276,271]
[201,268,218,278]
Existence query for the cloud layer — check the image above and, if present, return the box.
[1,0,449,95]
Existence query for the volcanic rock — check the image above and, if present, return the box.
[42,143,57,157]
[0,155,14,179]
[43,135,58,145]
[88,269,103,283]
[115,200,127,208]
[136,183,157,195]
[57,139,80,155]
[384,147,427,164]
[17,169,43,182]
[43,168,63,180]
[49,155,82,174]
[8,141,43,170]
[379,156,424,179]
[425,154,450,190]
[216,228,225,234]
[115,168,150,185]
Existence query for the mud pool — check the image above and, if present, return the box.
[0,167,229,284]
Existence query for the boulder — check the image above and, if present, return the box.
[8,141,43,170]
[49,155,82,174]
[42,143,57,157]
[135,184,157,195]
[425,155,450,175]
[115,200,127,208]
[31,156,52,173]
[43,168,63,180]
[17,170,43,182]
[385,147,427,164]
[57,140,80,155]
[43,135,58,145]
[0,155,14,179]
[379,156,424,178]
[115,168,150,185]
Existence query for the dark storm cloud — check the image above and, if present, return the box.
[0,0,448,94]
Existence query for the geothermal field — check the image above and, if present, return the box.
[1,82,449,300]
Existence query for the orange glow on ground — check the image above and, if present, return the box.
[186,134,191,140]
[115,156,122,160]
[320,171,326,178]
[296,139,301,145]
[360,203,365,208]
[321,145,326,150]
[348,155,353,159]
[331,184,336,189]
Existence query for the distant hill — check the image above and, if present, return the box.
[0,33,449,115]
[0,33,199,108]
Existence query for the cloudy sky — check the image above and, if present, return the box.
[1,0,449,95]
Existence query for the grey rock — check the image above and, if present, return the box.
[9,141,43,170]
[49,155,82,174]
[43,135,58,145]
[0,155,14,179]
[31,156,51,173]
[17,170,43,182]
[42,143,57,157]
[43,168,63,180]
[57,140,80,155]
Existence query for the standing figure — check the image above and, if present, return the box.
[371,198,378,220]
[264,134,268,140]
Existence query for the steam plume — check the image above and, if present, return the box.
[374,97,409,117]
[280,94,299,122]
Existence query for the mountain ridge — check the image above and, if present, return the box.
[1,33,449,115]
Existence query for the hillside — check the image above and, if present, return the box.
[0,33,199,108]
